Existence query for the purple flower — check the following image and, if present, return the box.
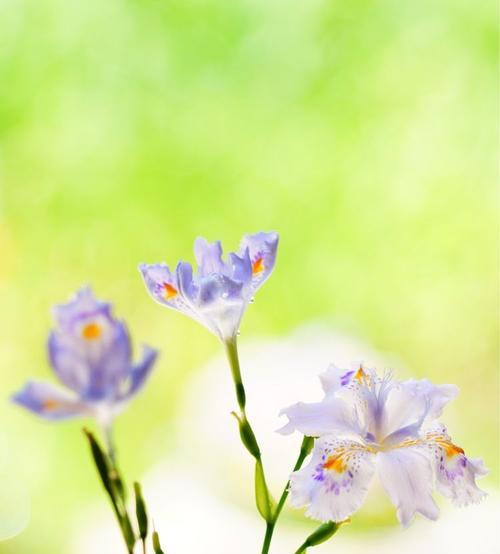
[139,231,279,341]
[12,288,158,426]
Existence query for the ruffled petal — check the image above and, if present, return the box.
[289,436,376,522]
[377,447,440,527]
[11,381,90,421]
[380,379,459,443]
[122,346,158,399]
[194,238,225,276]
[48,331,91,394]
[52,287,111,331]
[139,262,182,307]
[278,396,364,438]
[420,423,488,507]
[239,231,279,292]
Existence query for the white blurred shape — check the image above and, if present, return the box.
[70,325,499,553]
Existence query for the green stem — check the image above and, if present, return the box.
[224,337,247,412]
[261,523,274,554]
[224,338,274,519]
[260,436,314,554]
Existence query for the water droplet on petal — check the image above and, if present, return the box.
[249,296,255,303]
[236,330,241,336]
[222,292,229,299]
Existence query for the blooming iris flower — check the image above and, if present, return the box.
[12,288,158,427]
[279,363,488,526]
[139,232,279,342]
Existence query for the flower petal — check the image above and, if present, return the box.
[139,262,181,307]
[420,423,488,507]
[52,287,111,331]
[123,346,158,399]
[239,231,279,291]
[278,397,364,437]
[380,379,459,443]
[194,238,225,276]
[11,381,89,421]
[377,447,440,526]
[289,436,376,522]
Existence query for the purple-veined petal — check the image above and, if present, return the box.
[198,274,244,304]
[278,396,364,438]
[229,250,252,285]
[85,321,132,400]
[53,287,111,332]
[239,231,279,292]
[11,381,90,421]
[48,331,91,394]
[123,346,158,399]
[139,262,181,307]
[289,436,376,522]
[194,238,225,276]
[377,447,440,527]
[419,423,488,507]
[380,380,459,443]
[48,319,132,401]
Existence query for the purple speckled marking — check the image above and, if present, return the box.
[340,370,355,386]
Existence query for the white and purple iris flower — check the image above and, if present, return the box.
[139,232,279,342]
[12,288,158,426]
[279,363,488,526]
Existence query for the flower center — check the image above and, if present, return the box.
[82,322,102,340]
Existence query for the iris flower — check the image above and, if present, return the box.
[12,288,158,429]
[139,231,279,342]
[279,363,488,526]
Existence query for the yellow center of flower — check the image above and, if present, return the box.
[252,257,264,275]
[82,322,102,340]
[163,282,178,300]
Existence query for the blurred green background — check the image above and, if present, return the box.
[0,0,497,552]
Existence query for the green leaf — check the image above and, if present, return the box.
[134,482,148,541]
[255,458,275,523]
[152,530,166,554]
[83,429,136,553]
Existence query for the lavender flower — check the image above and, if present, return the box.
[12,288,158,427]
[279,363,488,526]
[139,231,279,342]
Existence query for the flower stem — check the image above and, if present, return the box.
[224,338,274,520]
[224,337,247,412]
[260,436,314,554]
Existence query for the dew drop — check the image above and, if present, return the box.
[236,330,241,336]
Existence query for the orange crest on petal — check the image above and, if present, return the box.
[82,322,102,340]
[163,282,178,300]
[323,455,346,473]
[43,399,59,411]
[252,257,264,275]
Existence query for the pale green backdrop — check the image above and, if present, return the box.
[0,0,497,552]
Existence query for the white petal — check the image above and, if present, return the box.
[420,423,488,507]
[289,436,376,522]
[381,379,458,442]
[278,396,364,438]
[377,447,440,527]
